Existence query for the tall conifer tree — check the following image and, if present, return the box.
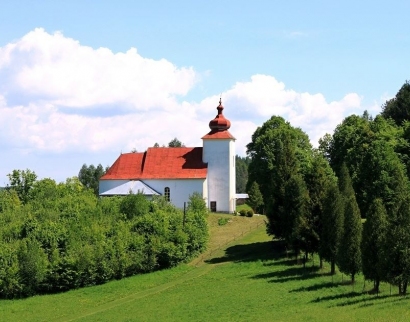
[361,198,387,292]
[337,164,362,283]
[320,182,344,275]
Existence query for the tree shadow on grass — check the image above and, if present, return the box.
[206,239,286,264]
[290,281,339,292]
[334,294,392,307]
[251,265,322,283]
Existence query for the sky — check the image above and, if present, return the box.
[0,0,409,185]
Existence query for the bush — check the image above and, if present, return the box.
[246,210,254,217]
[239,209,247,216]
[218,217,229,226]
[0,179,209,298]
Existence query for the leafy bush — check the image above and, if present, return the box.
[218,217,230,226]
[247,210,254,217]
[239,209,247,216]
[0,178,209,298]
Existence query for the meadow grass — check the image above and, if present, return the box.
[2,215,410,322]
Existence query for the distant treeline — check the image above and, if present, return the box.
[0,177,208,298]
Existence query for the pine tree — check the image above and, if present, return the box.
[319,183,344,275]
[361,198,387,292]
[384,196,410,295]
[337,164,362,283]
[283,174,310,262]
[247,181,264,213]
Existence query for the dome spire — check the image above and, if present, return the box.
[209,98,231,132]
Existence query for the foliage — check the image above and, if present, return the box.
[239,209,247,216]
[337,164,362,283]
[361,199,388,292]
[305,151,337,261]
[78,164,106,196]
[0,173,209,298]
[383,196,410,295]
[119,193,150,219]
[381,80,410,126]
[319,182,344,275]
[246,209,254,217]
[168,137,184,147]
[247,181,264,213]
[218,217,230,226]
[247,116,312,238]
[236,155,250,193]
[7,169,37,204]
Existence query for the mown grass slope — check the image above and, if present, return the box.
[1,214,410,321]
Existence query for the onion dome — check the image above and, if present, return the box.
[209,98,231,131]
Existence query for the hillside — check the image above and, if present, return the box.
[1,214,409,322]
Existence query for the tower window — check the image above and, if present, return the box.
[164,187,170,202]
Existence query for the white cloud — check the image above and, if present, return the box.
[0,28,197,110]
[0,29,377,182]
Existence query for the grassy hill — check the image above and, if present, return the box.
[1,213,409,321]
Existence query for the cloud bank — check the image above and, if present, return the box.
[0,28,380,181]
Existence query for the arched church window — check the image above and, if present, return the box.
[164,187,170,202]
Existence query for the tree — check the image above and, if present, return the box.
[247,181,264,214]
[337,164,362,283]
[78,164,106,196]
[356,139,408,216]
[384,195,410,295]
[306,151,338,266]
[7,169,37,204]
[168,138,184,147]
[284,174,311,263]
[361,199,387,293]
[381,81,410,126]
[320,182,344,275]
[246,116,312,237]
[236,155,250,193]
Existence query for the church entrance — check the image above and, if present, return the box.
[210,201,217,212]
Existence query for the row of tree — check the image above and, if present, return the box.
[0,176,208,298]
[246,80,410,294]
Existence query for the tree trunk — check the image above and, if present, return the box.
[403,280,408,295]
[374,279,380,293]
[351,273,355,284]
[330,260,336,275]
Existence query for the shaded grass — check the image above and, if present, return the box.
[2,220,410,321]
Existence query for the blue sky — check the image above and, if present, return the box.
[0,1,409,184]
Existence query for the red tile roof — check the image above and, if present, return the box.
[202,130,236,140]
[101,147,207,180]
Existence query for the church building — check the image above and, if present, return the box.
[99,99,236,213]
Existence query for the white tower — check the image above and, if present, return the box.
[202,99,236,213]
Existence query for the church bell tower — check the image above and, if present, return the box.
[202,99,236,213]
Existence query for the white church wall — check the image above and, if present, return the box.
[144,179,205,209]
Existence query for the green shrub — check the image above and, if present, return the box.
[239,209,247,216]
[218,217,230,226]
[246,210,254,217]
[0,177,209,298]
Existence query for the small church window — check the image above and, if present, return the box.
[164,187,170,202]
[210,201,217,212]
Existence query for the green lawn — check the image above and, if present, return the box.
[1,222,410,321]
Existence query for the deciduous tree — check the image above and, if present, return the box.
[7,169,37,204]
